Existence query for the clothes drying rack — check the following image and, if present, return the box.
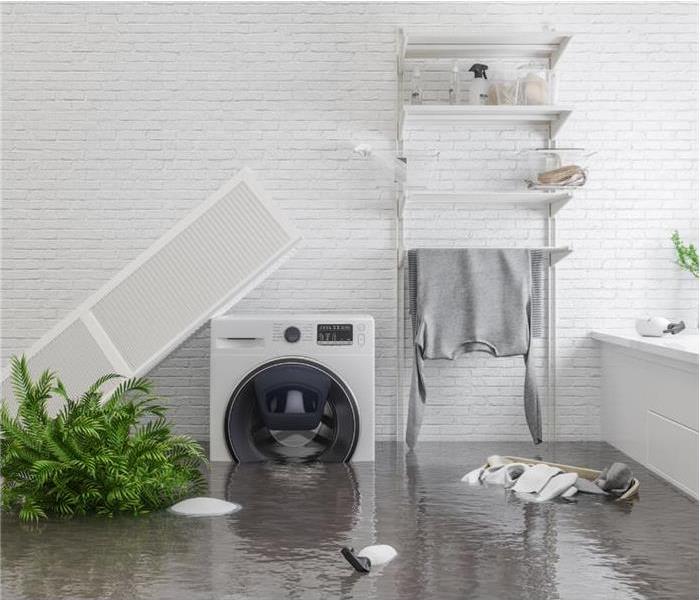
[394,28,575,445]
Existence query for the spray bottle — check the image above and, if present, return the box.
[468,63,489,105]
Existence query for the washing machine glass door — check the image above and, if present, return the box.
[225,359,359,463]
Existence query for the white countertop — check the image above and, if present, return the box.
[590,330,699,365]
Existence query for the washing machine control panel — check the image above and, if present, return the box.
[316,323,353,346]
[271,319,369,348]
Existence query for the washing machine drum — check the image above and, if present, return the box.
[225,359,359,463]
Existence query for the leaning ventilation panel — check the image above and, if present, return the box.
[2,169,302,401]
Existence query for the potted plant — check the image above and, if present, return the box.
[671,230,699,279]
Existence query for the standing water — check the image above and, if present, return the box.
[2,442,697,599]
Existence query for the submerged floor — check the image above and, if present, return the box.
[2,442,697,599]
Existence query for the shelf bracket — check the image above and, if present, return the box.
[549,193,573,216]
[548,246,572,266]
[550,35,572,70]
[549,110,571,140]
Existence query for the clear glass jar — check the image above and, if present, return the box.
[520,148,595,188]
[517,63,556,105]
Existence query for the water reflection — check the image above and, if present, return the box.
[1,511,212,599]
[224,461,362,552]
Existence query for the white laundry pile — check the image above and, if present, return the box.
[461,455,624,503]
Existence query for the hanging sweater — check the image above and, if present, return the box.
[406,248,542,448]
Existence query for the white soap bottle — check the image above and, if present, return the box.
[468,63,489,105]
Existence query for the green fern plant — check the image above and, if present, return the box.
[1,356,206,522]
[672,230,699,279]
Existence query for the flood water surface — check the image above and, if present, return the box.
[2,442,697,599]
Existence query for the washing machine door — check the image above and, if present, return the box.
[225,358,359,463]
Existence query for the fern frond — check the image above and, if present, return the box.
[18,499,47,523]
[82,373,123,399]
[109,377,152,405]
[9,355,33,407]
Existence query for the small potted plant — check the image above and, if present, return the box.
[671,230,699,279]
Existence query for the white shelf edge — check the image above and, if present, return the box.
[404,190,573,216]
[401,31,573,68]
[402,104,573,140]
[403,104,574,118]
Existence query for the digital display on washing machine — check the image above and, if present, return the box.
[317,324,353,345]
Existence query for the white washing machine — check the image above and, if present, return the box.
[210,313,374,462]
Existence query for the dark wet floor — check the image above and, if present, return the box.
[2,442,697,600]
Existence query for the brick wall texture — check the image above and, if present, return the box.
[2,2,697,442]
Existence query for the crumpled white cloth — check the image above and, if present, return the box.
[511,464,562,494]
[516,472,578,503]
[462,463,531,489]
[461,460,579,502]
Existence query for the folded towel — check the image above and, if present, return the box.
[406,248,542,447]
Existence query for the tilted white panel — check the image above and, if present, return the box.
[2,169,302,400]
[2,320,115,412]
[91,175,300,372]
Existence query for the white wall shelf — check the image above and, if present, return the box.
[402,104,573,140]
[394,28,576,444]
[401,31,572,69]
[402,190,572,216]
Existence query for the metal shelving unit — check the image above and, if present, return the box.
[395,28,575,445]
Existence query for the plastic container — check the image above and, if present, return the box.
[468,63,489,105]
[463,70,475,104]
[487,67,519,105]
[520,148,595,189]
[517,63,556,105]
[448,62,460,104]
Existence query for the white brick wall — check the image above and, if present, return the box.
[2,2,697,443]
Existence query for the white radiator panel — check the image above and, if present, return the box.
[2,169,301,401]
[92,179,297,371]
[2,320,114,412]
